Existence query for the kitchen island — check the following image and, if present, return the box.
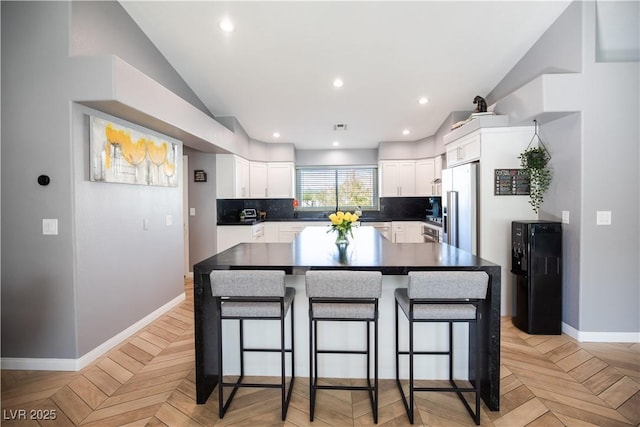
[193,226,501,410]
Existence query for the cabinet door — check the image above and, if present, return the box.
[391,222,405,243]
[380,161,415,197]
[406,222,424,243]
[434,156,443,196]
[235,157,250,198]
[217,226,252,253]
[397,162,416,196]
[267,163,294,198]
[380,162,400,197]
[249,162,268,198]
[415,159,436,196]
[216,154,235,199]
[460,135,481,163]
[446,134,481,168]
[263,222,279,242]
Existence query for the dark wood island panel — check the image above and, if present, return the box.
[193,226,501,410]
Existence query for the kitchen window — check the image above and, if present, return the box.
[296,166,379,211]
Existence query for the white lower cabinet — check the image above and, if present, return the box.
[391,221,425,243]
[264,222,279,242]
[217,223,264,253]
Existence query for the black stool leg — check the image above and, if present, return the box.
[474,317,481,425]
[309,313,316,421]
[216,299,224,419]
[410,310,416,424]
[374,314,379,423]
[281,305,286,420]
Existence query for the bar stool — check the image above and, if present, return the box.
[394,271,488,425]
[210,270,295,420]
[305,270,382,423]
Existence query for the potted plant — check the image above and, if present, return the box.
[519,146,551,213]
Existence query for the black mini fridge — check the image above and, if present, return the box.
[511,221,562,334]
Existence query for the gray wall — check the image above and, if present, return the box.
[73,107,184,355]
[488,1,639,334]
[2,2,77,357]
[2,1,185,359]
[184,147,218,268]
[71,1,212,117]
[296,149,378,166]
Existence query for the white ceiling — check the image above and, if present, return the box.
[120,1,571,151]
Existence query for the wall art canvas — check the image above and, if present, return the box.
[90,115,179,187]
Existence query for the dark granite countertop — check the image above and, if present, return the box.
[197,226,496,273]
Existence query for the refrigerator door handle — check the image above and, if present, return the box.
[446,191,458,247]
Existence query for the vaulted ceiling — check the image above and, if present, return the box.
[120,1,571,150]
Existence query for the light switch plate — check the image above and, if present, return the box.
[562,211,570,224]
[596,210,612,225]
[43,218,58,235]
[166,215,173,226]
[143,218,151,230]
[189,208,196,216]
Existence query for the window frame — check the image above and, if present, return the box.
[295,165,379,211]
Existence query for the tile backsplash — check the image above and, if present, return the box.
[217,197,441,222]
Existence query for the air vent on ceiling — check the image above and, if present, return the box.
[333,123,348,131]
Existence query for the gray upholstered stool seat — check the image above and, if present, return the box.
[210,270,295,421]
[305,270,382,423]
[395,271,488,425]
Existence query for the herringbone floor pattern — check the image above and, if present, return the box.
[2,278,638,426]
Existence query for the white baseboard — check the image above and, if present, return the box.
[1,293,186,371]
[562,322,640,343]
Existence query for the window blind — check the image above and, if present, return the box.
[296,167,378,210]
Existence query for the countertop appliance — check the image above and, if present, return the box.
[511,221,562,334]
[442,162,478,254]
[240,208,257,220]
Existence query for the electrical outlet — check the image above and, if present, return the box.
[166,215,173,226]
[190,208,196,216]
[143,218,150,230]
[562,211,570,224]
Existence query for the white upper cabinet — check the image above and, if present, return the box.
[415,159,436,196]
[216,154,250,199]
[217,155,293,199]
[382,157,442,197]
[249,161,268,198]
[446,133,481,168]
[380,161,416,197]
[434,155,442,196]
[267,162,295,198]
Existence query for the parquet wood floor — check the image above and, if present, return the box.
[2,278,638,426]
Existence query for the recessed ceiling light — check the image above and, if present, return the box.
[418,97,429,105]
[273,132,280,138]
[219,18,235,33]
[402,129,411,136]
[332,78,344,88]
[332,141,340,147]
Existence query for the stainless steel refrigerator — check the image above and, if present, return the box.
[442,162,479,255]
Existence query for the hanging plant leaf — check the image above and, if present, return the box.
[519,147,551,213]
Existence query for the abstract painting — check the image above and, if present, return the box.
[90,115,179,187]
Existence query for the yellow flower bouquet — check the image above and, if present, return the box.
[328,211,359,244]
